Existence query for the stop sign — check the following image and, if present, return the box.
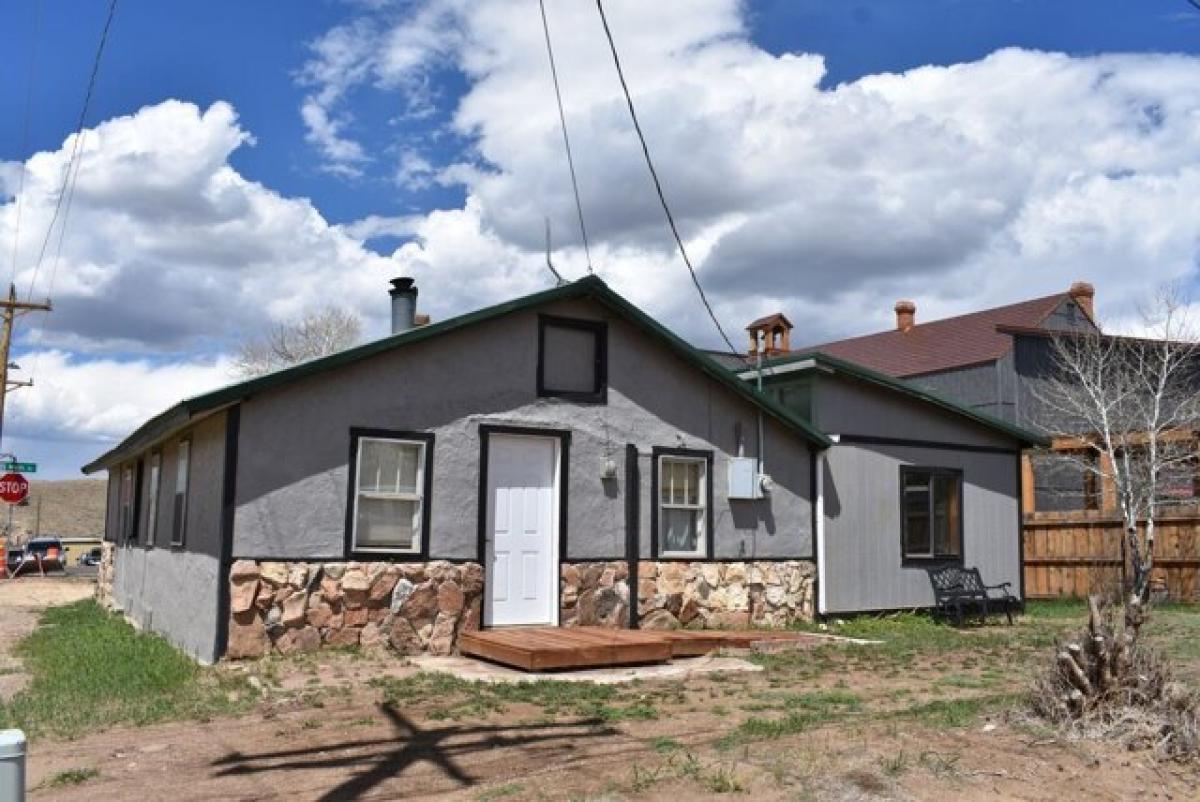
[0,473,29,505]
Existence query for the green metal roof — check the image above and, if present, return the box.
[82,275,830,473]
[736,350,1048,447]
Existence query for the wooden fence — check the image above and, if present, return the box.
[1023,512,1200,601]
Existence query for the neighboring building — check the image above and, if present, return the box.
[85,276,1040,663]
[716,282,1103,513]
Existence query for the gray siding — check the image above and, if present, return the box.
[112,546,221,662]
[822,443,1019,613]
[107,412,227,662]
[906,359,1013,423]
[232,296,813,562]
[814,374,1017,449]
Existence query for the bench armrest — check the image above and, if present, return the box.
[984,582,1012,591]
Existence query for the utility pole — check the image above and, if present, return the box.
[0,283,52,452]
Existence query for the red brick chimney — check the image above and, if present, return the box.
[894,300,916,333]
[1069,281,1095,320]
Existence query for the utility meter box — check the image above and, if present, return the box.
[727,457,761,500]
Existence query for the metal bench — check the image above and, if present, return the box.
[928,566,1018,626]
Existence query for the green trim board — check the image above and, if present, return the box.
[734,350,1048,448]
[83,276,830,473]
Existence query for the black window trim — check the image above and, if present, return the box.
[119,461,142,545]
[343,427,434,561]
[171,435,192,549]
[536,314,608,404]
[899,465,964,566]
[650,446,715,560]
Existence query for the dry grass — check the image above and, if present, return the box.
[1029,603,1200,761]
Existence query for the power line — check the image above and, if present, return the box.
[8,0,44,287]
[24,0,118,303]
[592,0,744,359]
[539,0,593,274]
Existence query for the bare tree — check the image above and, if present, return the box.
[1031,285,1200,724]
[233,306,363,378]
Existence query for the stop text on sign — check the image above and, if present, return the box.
[0,473,29,504]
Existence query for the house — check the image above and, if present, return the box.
[733,351,1042,614]
[84,276,1041,663]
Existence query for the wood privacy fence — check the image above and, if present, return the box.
[1023,512,1200,601]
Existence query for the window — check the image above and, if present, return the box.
[146,451,161,545]
[350,434,431,554]
[171,438,190,546]
[901,467,962,561]
[537,315,607,403]
[655,452,710,558]
[119,465,136,542]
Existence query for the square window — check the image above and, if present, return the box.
[537,316,607,403]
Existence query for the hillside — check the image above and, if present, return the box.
[5,479,107,539]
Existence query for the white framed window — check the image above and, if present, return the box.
[351,435,428,554]
[657,453,708,558]
[171,438,190,547]
[146,451,161,546]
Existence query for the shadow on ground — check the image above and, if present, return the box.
[211,702,618,800]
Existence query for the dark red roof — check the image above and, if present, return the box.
[800,293,1070,377]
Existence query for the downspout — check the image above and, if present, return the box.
[815,434,839,616]
[756,344,765,486]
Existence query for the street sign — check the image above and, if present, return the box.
[0,474,28,505]
[0,463,34,473]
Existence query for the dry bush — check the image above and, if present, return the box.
[1030,599,1200,761]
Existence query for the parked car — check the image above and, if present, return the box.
[79,547,102,567]
[8,538,67,575]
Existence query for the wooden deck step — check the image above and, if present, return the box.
[458,626,673,671]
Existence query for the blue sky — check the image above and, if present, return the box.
[6,0,1197,237]
[2,0,1200,476]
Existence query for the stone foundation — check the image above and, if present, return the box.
[95,541,117,610]
[226,560,483,659]
[638,560,815,630]
[561,559,815,631]
[560,561,630,627]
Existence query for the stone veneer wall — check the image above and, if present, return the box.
[638,561,816,629]
[227,560,483,659]
[95,541,117,610]
[561,559,815,631]
[560,562,630,627]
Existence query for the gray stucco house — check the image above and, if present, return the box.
[85,276,1041,662]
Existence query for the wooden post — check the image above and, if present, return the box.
[0,284,52,451]
[1021,452,1035,516]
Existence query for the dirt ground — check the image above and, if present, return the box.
[0,578,94,699]
[6,584,1199,801]
[20,657,1198,802]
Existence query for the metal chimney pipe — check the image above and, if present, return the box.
[389,278,418,335]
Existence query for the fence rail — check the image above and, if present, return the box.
[1023,513,1200,601]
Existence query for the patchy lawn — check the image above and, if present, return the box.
[18,600,1200,799]
[0,600,255,739]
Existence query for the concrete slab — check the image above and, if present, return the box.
[409,653,763,685]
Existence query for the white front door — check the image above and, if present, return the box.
[485,434,559,626]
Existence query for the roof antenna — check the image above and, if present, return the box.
[544,218,567,286]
